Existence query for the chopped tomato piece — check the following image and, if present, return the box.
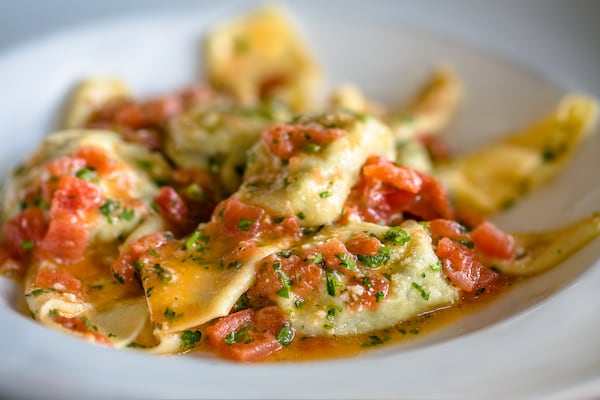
[345,233,381,256]
[313,239,358,276]
[343,156,453,225]
[211,197,265,239]
[406,174,453,221]
[419,134,452,162]
[471,221,516,260]
[45,156,86,177]
[50,175,103,221]
[428,219,469,244]
[262,123,345,159]
[154,186,195,236]
[206,308,286,362]
[348,273,389,310]
[362,156,422,193]
[2,207,47,260]
[128,231,170,255]
[38,219,89,262]
[52,315,112,346]
[74,147,115,175]
[32,268,82,296]
[220,240,259,269]
[141,95,182,126]
[436,237,504,295]
[170,168,224,222]
[254,306,289,337]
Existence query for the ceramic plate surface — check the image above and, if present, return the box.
[1,2,599,399]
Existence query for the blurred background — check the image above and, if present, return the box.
[0,0,599,96]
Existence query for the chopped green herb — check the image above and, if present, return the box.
[273,216,285,224]
[185,183,206,202]
[326,305,342,322]
[224,324,253,345]
[384,227,411,245]
[430,260,442,271]
[458,239,475,249]
[48,309,57,316]
[145,286,154,297]
[361,335,386,347]
[185,231,201,250]
[180,330,202,351]
[375,291,385,302]
[276,324,294,346]
[296,212,306,220]
[294,298,304,308]
[118,208,135,221]
[235,293,250,310]
[227,260,243,270]
[357,246,391,267]
[238,219,255,232]
[319,191,332,199]
[277,249,293,258]
[75,167,97,182]
[276,270,292,298]
[311,252,324,264]
[335,253,356,270]
[21,240,34,250]
[99,199,119,223]
[303,143,321,153]
[326,271,344,296]
[82,316,98,331]
[474,287,486,296]
[153,263,172,284]
[163,307,182,321]
[412,282,430,300]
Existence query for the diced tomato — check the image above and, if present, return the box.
[52,315,112,346]
[348,273,389,310]
[2,207,47,260]
[128,232,170,255]
[345,233,381,256]
[436,237,504,295]
[32,268,82,296]
[428,219,469,244]
[113,102,147,130]
[211,197,265,239]
[419,134,452,162]
[50,175,103,221]
[154,186,195,236]
[170,168,224,222]
[110,231,171,292]
[220,240,259,269]
[267,215,302,239]
[313,239,358,275]
[206,308,285,362]
[343,156,453,225]
[38,219,89,262]
[141,95,182,126]
[249,253,300,300]
[262,123,345,159]
[120,127,163,151]
[110,252,140,291]
[45,156,86,177]
[362,156,422,193]
[74,147,115,175]
[406,174,453,221]
[254,306,289,337]
[471,221,516,260]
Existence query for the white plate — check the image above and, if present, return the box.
[1,2,600,399]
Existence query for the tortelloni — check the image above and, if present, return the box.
[1,130,171,348]
[239,111,395,226]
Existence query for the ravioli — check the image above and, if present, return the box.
[270,221,459,336]
[238,111,395,226]
[436,95,598,215]
[165,99,291,193]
